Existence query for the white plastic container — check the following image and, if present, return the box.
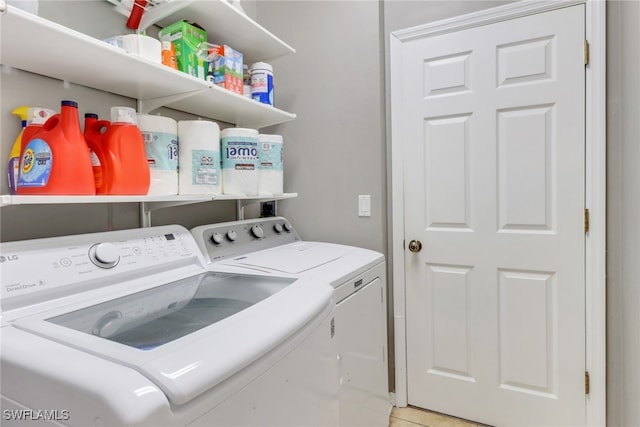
[137,114,178,195]
[221,128,259,196]
[104,34,162,64]
[250,62,274,106]
[178,120,221,195]
[258,134,283,196]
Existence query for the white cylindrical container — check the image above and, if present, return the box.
[221,128,259,196]
[178,120,221,195]
[250,62,274,106]
[137,114,178,195]
[258,134,283,196]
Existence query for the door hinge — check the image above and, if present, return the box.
[584,208,590,233]
[585,371,590,395]
[584,40,590,67]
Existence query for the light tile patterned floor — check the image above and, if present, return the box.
[389,406,491,427]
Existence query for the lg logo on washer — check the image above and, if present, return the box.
[0,255,19,263]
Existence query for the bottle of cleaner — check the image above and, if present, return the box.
[17,100,95,195]
[9,107,57,194]
[7,106,29,195]
[98,106,150,195]
[84,113,111,193]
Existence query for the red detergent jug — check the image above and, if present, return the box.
[84,113,110,193]
[98,107,150,195]
[17,100,96,195]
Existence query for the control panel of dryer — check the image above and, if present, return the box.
[191,217,301,263]
[0,225,202,309]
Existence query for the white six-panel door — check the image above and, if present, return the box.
[399,5,586,426]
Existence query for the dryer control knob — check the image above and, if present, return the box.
[211,232,224,245]
[250,225,264,238]
[283,222,293,232]
[90,243,120,269]
[273,223,283,234]
[226,230,238,242]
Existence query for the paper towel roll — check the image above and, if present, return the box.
[178,120,221,195]
[221,128,260,196]
[137,114,178,195]
[258,134,283,196]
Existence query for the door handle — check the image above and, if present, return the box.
[408,240,422,253]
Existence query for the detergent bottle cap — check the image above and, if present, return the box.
[61,100,78,108]
[26,107,56,125]
[111,106,137,125]
[85,113,99,119]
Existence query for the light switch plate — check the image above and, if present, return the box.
[358,195,371,217]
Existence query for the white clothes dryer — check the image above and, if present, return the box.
[191,217,391,427]
[0,225,338,427]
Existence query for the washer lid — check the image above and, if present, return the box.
[227,242,353,274]
[13,271,333,406]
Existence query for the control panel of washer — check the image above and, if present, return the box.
[0,225,202,304]
[190,216,301,263]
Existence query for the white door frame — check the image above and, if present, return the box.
[389,0,606,425]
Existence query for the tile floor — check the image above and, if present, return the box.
[389,406,491,427]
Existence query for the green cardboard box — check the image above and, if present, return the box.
[158,20,207,80]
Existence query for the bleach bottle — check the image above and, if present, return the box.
[17,100,95,195]
[84,113,110,193]
[7,107,57,194]
[98,107,150,195]
[7,106,29,195]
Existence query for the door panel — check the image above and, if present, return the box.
[400,5,585,426]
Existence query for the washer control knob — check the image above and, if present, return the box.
[211,232,224,245]
[226,230,238,242]
[273,223,283,234]
[250,225,264,238]
[283,222,293,232]
[89,243,120,269]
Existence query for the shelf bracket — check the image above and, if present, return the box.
[140,202,152,228]
[138,89,209,114]
[236,200,245,221]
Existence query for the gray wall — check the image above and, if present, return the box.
[380,1,639,426]
[0,1,239,241]
[255,1,387,254]
[606,2,640,426]
[1,1,639,425]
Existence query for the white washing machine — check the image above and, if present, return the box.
[0,225,339,426]
[191,217,391,427]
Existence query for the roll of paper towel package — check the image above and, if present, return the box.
[137,114,178,195]
[178,120,221,195]
[258,134,284,196]
[221,128,260,196]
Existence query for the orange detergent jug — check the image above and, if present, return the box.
[84,113,111,193]
[97,107,150,195]
[17,100,95,195]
